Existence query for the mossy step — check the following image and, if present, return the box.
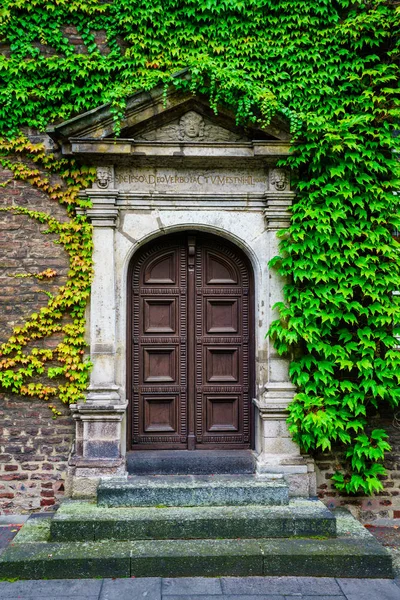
[0,511,392,580]
[97,474,289,507]
[51,498,336,541]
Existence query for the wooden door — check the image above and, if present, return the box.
[128,233,252,450]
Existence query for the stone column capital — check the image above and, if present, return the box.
[254,382,297,420]
[263,192,295,231]
[79,191,120,227]
[85,384,121,405]
[70,399,128,421]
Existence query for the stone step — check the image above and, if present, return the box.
[50,499,336,541]
[126,449,256,475]
[0,511,392,579]
[97,475,289,507]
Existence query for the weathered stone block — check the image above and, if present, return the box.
[97,475,289,508]
[50,498,335,542]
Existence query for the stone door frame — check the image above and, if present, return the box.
[48,82,316,499]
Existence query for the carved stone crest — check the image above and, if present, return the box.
[96,166,113,189]
[135,111,246,142]
[270,168,289,191]
[178,111,205,141]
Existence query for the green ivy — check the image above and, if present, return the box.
[0,0,399,493]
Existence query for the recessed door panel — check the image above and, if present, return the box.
[144,396,178,432]
[205,252,238,284]
[143,347,177,382]
[206,298,239,333]
[206,396,239,432]
[129,233,252,450]
[144,251,176,284]
[144,298,176,333]
[206,347,239,382]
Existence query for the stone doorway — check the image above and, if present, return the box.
[127,231,254,451]
[53,79,317,497]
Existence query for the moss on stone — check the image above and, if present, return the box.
[13,519,52,544]
[51,498,336,542]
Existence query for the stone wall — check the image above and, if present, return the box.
[0,158,74,514]
[315,407,400,523]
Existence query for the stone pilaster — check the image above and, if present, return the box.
[256,191,316,497]
[67,181,128,498]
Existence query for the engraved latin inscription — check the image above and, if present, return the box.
[116,167,269,193]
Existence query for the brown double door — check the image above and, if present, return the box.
[128,232,253,450]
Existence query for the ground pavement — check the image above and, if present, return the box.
[1,575,400,600]
[1,518,400,600]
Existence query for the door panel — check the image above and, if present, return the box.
[143,298,177,333]
[206,298,239,333]
[144,396,178,432]
[143,347,177,382]
[195,242,250,448]
[206,396,239,431]
[131,241,187,448]
[129,233,252,450]
[205,252,238,284]
[144,251,177,284]
[205,347,239,382]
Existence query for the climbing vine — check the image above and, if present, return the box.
[0,0,399,494]
[0,137,95,415]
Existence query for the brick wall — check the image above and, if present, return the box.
[1,131,400,517]
[0,153,74,514]
[0,395,73,513]
[0,28,126,61]
[315,407,400,523]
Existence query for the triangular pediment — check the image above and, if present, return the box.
[48,78,291,144]
[130,110,248,143]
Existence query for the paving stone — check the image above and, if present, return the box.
[44,597,98,600]
[336,578,400,600]
[221,576,343,596]
[297,597,345,600]
[100,577,161,600]
[162,577,223,595]
[0,580,35,595]
[28,578,103,597]
[0,525,23,549]
[161,597,285,600]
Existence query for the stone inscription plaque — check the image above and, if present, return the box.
[115,168,268,194]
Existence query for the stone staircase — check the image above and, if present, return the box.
[0,475,393,580]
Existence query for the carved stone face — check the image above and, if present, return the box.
[179,112,205,140]
[96,167,112,189]
[270,168,288,191]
